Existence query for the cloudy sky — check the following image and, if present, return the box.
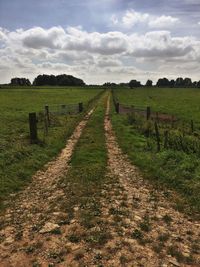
[0,0,200,84]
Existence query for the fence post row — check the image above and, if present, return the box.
[29,112,38,143]
[45,105,50,126]
[146,106,151,120]
[79,102,83,113]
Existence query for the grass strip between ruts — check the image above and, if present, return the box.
[62,93,109,244]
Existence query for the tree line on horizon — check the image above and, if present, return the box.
[7,75,200,88]
[104,77,200,88]
[10,74,85,86]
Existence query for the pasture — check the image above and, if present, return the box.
[114,87,200,123]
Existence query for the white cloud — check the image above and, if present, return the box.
[5,26,191,59]
[129,31,194,58]
[148,16,179,28]
[22,26,66,49]
[110,15,119,25]
[122,9,149,27]
[95,57,122,67]
[112,9,180,29]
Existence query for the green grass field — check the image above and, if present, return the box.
[115,87,200,123]
[111,87,200,216]
[0,86,102,207]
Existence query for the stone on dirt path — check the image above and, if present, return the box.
[39,222,60,234]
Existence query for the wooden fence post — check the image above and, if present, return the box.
[44,116,48,135]
[79,102,83,113]
[61,104,66,115]
[164,130,168,149]
[45,105,50,126]
[116,103,119,114]
[156,112,159,121]
[154,121,160,152]
[29,112,37,143]
[146,106,151,120]
[191,120,194,133]
[171,115,174,128]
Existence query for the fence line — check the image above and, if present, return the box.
[111,89,200,155]
[111,89,178,123]
[29,89,106,143]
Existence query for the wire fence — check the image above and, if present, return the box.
[111,89,200,155]
[46,103,80,115]
[28,89,106,143]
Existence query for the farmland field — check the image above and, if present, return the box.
[0,86,102,207]
[114,87,200,123]
[111,87,200,215]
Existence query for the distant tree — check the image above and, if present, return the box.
[11,77,31,86]
[193,81,198,87]
[145,80,153,87]
[197,81,200,88]
[103,82,117,87]
[129,79,141,88]
[156,78,170,87]
[183,78,192,87]
[33,74,85,86]
[168,79,175,88]
[174,77,184,87]
[174,77,193,88]
[119,82,129,87]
